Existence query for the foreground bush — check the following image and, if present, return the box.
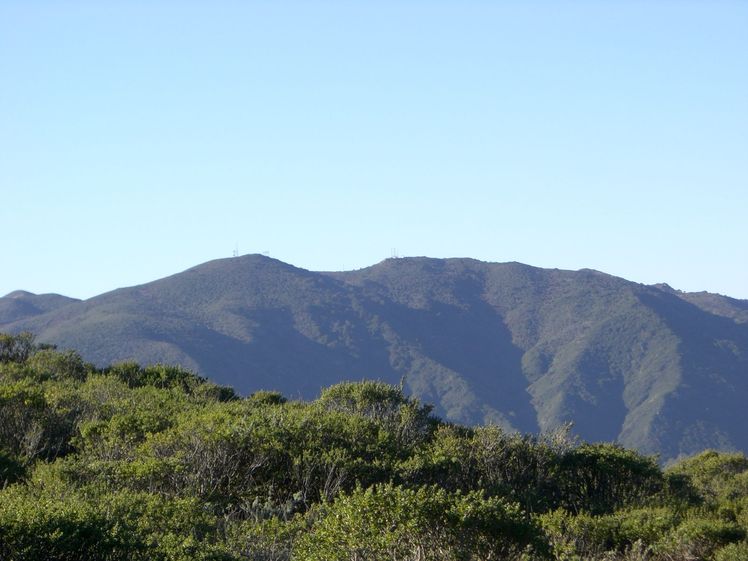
[2,332,748,560]
[294,483,549,560]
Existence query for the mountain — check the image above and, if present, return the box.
[0,290,80,324]
[2,255,747,462]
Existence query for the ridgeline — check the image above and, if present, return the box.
[2,255,748,462]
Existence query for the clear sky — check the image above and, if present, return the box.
[1,1,746,300]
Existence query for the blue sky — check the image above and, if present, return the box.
[2,1,746,299]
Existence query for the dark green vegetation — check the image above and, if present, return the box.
[3,334,748,560]
[2,255,748,462]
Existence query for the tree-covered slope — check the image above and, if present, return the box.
[2,255,747,462]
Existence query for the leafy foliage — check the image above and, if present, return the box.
[295,483,548,560]
[0,332,36,364]
[1,331,748,560]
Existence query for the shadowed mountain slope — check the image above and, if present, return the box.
[2,255,747,462]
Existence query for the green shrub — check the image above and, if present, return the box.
[0,449,24,485]
[246,390,287,406]
[556,443,664,515]
[667,451,748,505]
[0,332,36,364]
[656,516,745,560]
[295,483,549,561]
[0,486,135,561]
[615,507,680,547]
[713,541,748,561]
[25,349,88,382]
[538,508,617,560]
[318,380,436,448]
[225,515,308,561]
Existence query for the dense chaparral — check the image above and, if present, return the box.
[2,332,748,560]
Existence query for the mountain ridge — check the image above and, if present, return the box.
[2,254,747,462]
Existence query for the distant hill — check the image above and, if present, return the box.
[2,255,747,463]
[0,290,80,324]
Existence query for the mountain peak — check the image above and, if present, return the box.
[3,290,36,299]
[186,253,310,275]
